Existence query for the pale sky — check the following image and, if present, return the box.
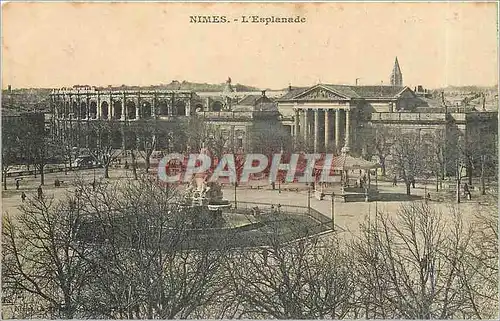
[2,2,498,90]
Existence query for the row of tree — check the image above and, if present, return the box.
[2,177,498,319]
[2,116,294,188]
[358,124,497,196]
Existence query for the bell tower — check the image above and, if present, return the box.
[390,57,403,86]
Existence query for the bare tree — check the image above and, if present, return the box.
[421,129,447,192]
[88,120,123,179]
[351,202,496,319]
[458,203,499,318]
[228,231,355,319]
[133,120,159,173]
[249,121,292,155]
[390,130,426,195]
[361,125,393,176]
[2,176,232,319]
[1,123,20,190]
[2,195,94,318]
[76,178,231,318]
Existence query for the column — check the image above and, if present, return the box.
[170,93,175,116]
[152,95,157,119]
[76,97,81,119]
[97,94,101,119]
[121,93,126,121]
[136,94,140,120]
[314,109,319,153]
[186,97,191,116]
[205,97,210,111]
[324,109,330,151]
[109,93,113,120]
[345,109,351,148]
[303,109,309,143]
[335,109,340,149]
[87,96,91,120]
[294,109,300,137]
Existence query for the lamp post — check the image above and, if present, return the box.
[68,113,74,171]
[93,166,96,190]
[234,182,237,209]
[279,145,283,193]
[307,185,311,214]
[331,192,335,231]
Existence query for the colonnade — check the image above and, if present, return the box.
[51,90,194,121]
[293,108,351,153]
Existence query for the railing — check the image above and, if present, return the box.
[371,112,447,122]
[196,111,279,119]
[229,201,331,225]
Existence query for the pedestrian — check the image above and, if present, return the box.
[37,185,43,200]
[15,179,20,190]
[91,180,96,191]
[463,183,470,196]
[21,191,26,202]
[411,177,416,188]
[277,204,282,213]
[392,175,397,186]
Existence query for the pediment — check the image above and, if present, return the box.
[294,86,348,101]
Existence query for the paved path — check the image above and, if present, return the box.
[3,169,494,236]
[223,181,494,235]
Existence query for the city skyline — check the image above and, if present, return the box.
[2,2,498,89]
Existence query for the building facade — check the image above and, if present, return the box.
[277,83,423,153]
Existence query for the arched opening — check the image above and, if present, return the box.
[140,101,152,119]
[158,100,169,116]
[101,101,109,120]
[64,102,70,118]
[113,101,122,120]
[89,101,98,119]
[80,102,88,119]
[72,101,79,118]
[211,101,223,112]
[55,102,61,117]
[174,101,186,116]
[126,100,136,120]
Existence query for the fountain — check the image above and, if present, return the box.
[182,175,231,227]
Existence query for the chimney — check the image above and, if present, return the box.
[261,90,266,97]
[8,85,11,93]
[288,84,292,92]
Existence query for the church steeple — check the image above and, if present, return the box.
[390,57,403,86]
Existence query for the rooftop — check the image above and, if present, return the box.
[279,84,409,101]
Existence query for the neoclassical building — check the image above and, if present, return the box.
[278,83,422,153]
